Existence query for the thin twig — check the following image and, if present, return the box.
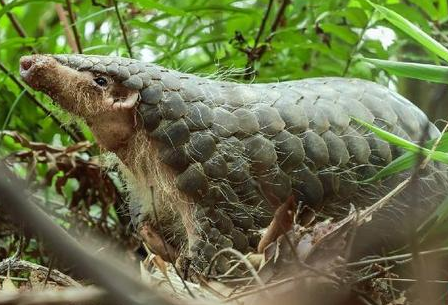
[208,248,265,288]
[352,265,394,284]
[223,276,297,302]
[379,277,448,284]
[0,275,28,282]
[244,0,290,79]
[342,18,372,76]
[65,0,83,53]
[0,287,106,305]
[55,4,80,53]
[0,0,26,37]
[112,0,133,58]
[0,258,81,287]
[253,0,274,49]
[420,122,448,169]
[382,249,398,302]
[346,246,448,267]
[43,256,55,288]
[266,0,290,43]
[357,178,411,225]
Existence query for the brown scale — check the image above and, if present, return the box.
[272,130,305,173]
[232,108,260,137]
[341,126,372,164]
[243,134,277,172]
[202,153,228,179]
[186,132,216,163]
[158,91,188,120]
[150,119,190,147]
[301,130,330,169]
[175,163,209,199]
[184,102,213,131]
[321,130,350,166]
[256,165,292,206]
[273,101,309,134]
[158,144,189,172]
[291,164,324,207]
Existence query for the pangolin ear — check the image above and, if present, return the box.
[104,91,140,110]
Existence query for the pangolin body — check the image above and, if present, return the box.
[20,54,446,275]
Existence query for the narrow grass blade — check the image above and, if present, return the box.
[365,133,448,182]
[352,117,448,182]
[363,58,448,84]
[367,1,448,62]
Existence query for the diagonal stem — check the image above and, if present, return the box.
[112,0,133,58]
[65,0,83,54]
[244,0,290,80]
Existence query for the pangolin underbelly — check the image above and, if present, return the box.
[30,55,447,274]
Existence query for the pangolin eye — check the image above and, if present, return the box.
[94,77,108,87]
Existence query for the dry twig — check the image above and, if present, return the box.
[0,287,105,305]
[0,259,80,288]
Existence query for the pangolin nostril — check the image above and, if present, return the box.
[20,56,33,71]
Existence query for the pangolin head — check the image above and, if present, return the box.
[19,54,155,150]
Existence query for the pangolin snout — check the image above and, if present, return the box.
[19,55,57,89]
[20,56,33,72]
[19,55,36,81]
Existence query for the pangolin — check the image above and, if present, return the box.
[19,54,447,276]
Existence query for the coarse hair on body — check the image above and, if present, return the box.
[115,130,196,249]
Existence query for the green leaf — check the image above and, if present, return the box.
[408,0,438,20]
[0,0,64,20]
[362,58,448,83]
[439,0,448,20]
[186,4,258,15]
[352,117,448,182]
[0,37,47,49]
[123,0,186,16]
[367,1,448,62]
[352,117,448,172]
[1,90,26,132]
[129,20,175,38]
[365,132,448,182]
[320,23,359,44]
[338,7,369,28]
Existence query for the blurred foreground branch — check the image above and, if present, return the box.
[0,163,175,305]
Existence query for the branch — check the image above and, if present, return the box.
[244,0,290,80]
[0,287,105,305]
[0,164,176,305]
[266,0,289,43]
[253,0,274,50]
[55,3,80,53]
[0,258,81,287]
[112,0,133,58]
[65,0,83,54]
[341,19,371,76]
